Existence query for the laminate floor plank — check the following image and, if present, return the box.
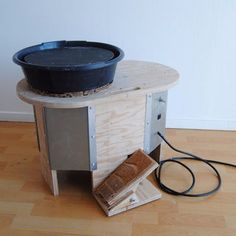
[0,121,235,235]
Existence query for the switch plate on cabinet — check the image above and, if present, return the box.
[144,91,168,154]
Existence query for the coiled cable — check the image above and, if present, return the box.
[155,132,236,197]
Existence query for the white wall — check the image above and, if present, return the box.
[0,0,236,130]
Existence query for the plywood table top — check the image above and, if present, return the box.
[16,60,179,108]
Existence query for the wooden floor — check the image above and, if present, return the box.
[0,121,236,236]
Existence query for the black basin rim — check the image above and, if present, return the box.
[13,40,124,71]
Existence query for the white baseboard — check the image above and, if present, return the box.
[167,118,236,131]
[0,111,34,122]
[0,111,235,131]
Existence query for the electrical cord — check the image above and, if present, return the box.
[155,132,236,197]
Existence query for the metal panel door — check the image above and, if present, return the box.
[44,107,97,171]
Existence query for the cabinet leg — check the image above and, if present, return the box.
[149,144,161,163]
[51,170,59,196]
[34,105,59,196]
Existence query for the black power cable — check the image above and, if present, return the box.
[155,132,236,197]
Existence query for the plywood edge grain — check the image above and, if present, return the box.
[16,60,179,108]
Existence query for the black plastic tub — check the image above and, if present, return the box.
[13,40,124,94]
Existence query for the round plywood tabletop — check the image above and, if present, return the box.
[17,60,179,108]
